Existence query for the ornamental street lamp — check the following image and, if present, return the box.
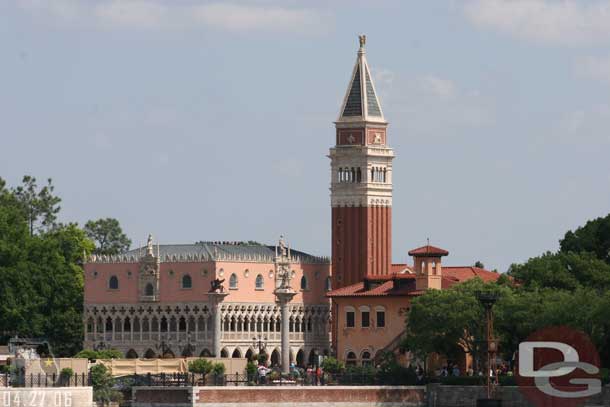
[179,332,195,357]
[94,341,107,351]
[155,340,170,358]
[252,335,268,355]
[476,291,501,407]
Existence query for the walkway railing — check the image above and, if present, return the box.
[124,372,400,387]
[0,373,90,388]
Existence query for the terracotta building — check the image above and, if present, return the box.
[327,37,501,367]
[83,237,332,365]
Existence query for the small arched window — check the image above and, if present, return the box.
[361,351,372,367]
[145,283,154,296]
[346,351,357,366]
[325,276,332,291]
[229,273,238,289]
[300,275,308,290]
[109,276,119,290]
[255,274,264,290]
[182,274,192,289]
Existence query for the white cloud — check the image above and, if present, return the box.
[17,0,331,33]
[192,4,328,33]
[575,55,610,84]
[375,71,493,133]
[418,75,456,101]
[464,0,610,46]
[94,1,170,29]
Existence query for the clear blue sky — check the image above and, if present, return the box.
[2,1,610,272]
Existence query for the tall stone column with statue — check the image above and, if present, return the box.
[208,277,228,358]
[273,236,296,374]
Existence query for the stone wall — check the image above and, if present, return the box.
[0,387,93,407]
[132,385,426,407]
[427,384,610,407]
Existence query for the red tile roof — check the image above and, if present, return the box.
[390,264,410,273]
[408,245,449,257]
[443,266,500,283]
[327,265,502,298]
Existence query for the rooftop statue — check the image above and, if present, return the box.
[146,234,154,256]
[210,278,225,293]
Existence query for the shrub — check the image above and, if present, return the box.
[75,348,122,360]
[90,364,122,405]
[268,370,280,381]
[188,359,213,375]
[321,357,344,374]
[97,349,123,359]
[59,368,74,386]
[246,362,257,377]
[211,362,226,375]
[75,349,98,360]
[375,352,417,385]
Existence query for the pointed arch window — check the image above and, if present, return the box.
[182,274,192,289]
[109,276,119,290]
[300,275,308,290]
[145,283,154,296]
[255,274,264,290]
[325,276,332,291]
[229,273,238,289]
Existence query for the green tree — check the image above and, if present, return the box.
[188,359,214,374]
[0,177,92,355]
[560,213,610,264]
[90,364,121,406]
[403,279,506,371]
[507,251,610,291]
[211,362,226,375]
[84,218,131,255]
[321,356,344,374]
[474,261,485,268]
[11,176,61,236]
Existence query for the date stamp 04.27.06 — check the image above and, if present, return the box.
[1,390,77,407]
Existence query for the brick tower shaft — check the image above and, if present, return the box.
[330,35,394,289]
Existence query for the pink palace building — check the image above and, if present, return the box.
[83,237,332,366]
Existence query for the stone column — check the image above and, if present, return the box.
[276,290,296,374]
[209,291,229,357]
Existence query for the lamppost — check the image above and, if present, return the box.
[476,291,501,407]
[179,332,195,358]
[155,340,170,358]
[252,335,268,359]
[94,341,106,352]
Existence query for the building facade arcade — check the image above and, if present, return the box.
[83,238,331,366]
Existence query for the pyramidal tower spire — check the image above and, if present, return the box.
[337,34,385,123]
[329,35,395,290]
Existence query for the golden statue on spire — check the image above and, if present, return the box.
[359,34,366,48]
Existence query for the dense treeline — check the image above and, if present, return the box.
[0,176,130,356]
[404,213,610,368]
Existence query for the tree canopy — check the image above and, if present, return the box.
[560,213,610,264]
[404,212,610,369]
[0,176,128,356]
[84,218,131,255]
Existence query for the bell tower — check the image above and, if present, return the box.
[330,35,394,289]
